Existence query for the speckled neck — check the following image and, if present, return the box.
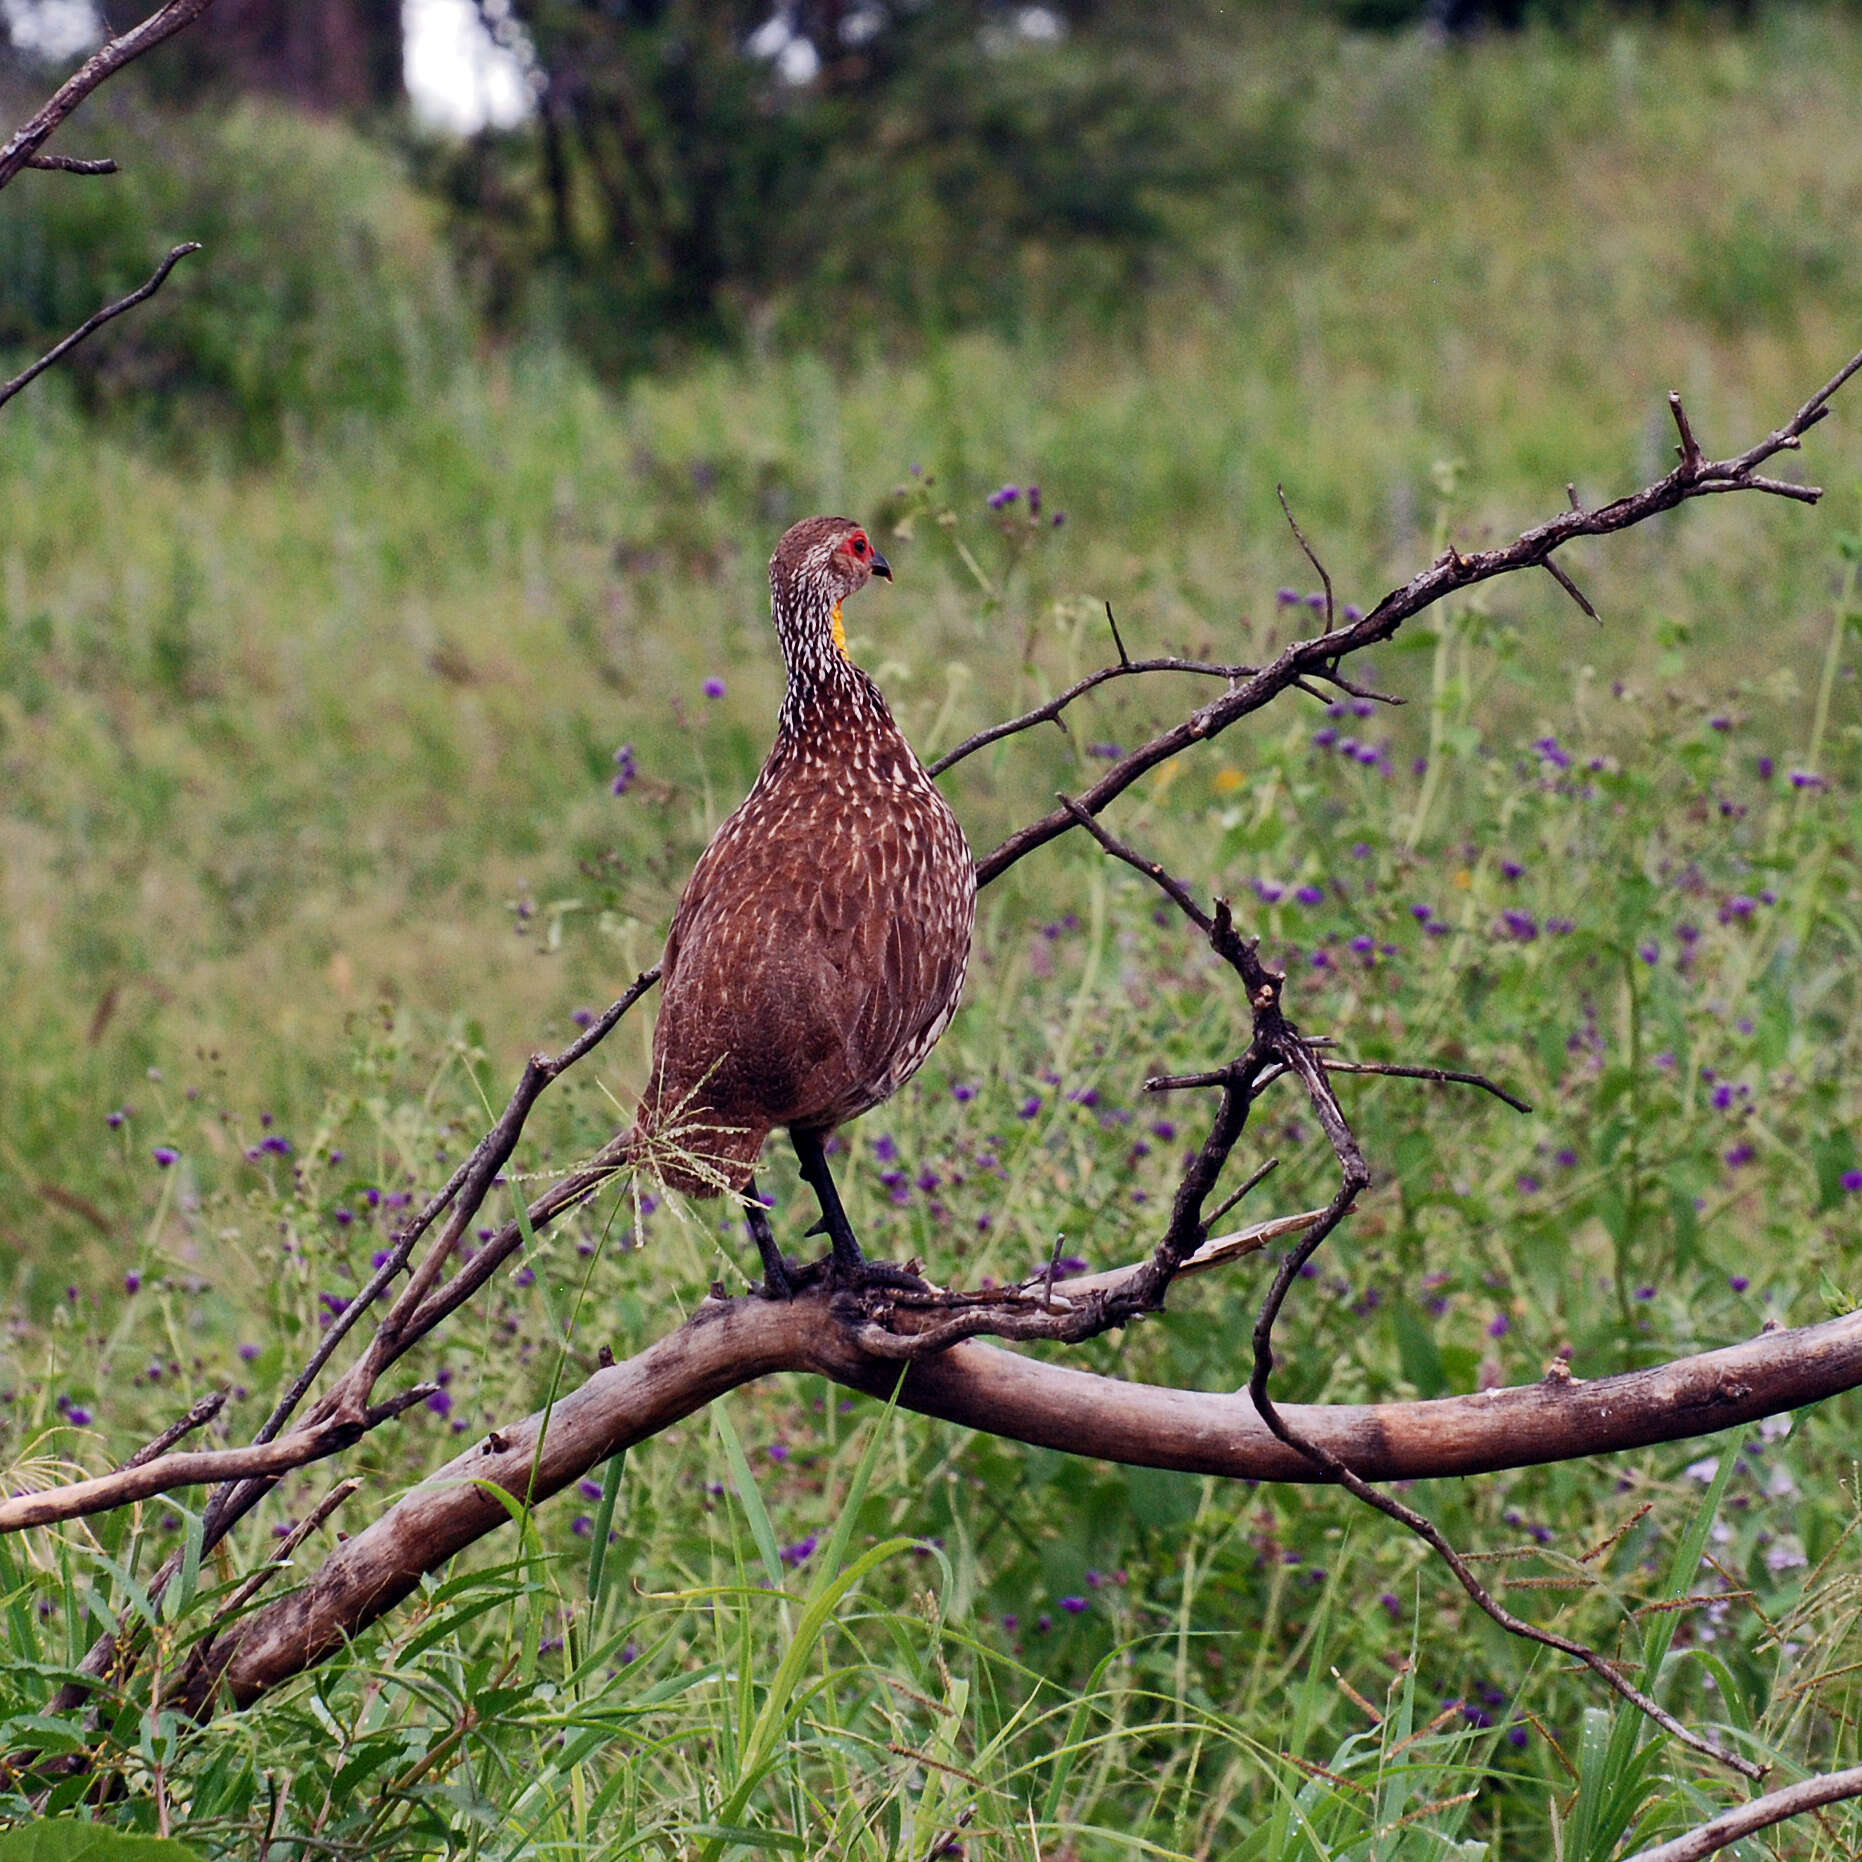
[771,574,883,736]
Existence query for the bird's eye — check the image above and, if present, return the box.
[849,534,869,558]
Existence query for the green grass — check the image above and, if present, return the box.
[3,8,1862,1856]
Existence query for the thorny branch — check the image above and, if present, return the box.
[973,341,1862,888]
[14,342,1862,1780]
[1055,808,1759,1777]
[45,969,661,1711]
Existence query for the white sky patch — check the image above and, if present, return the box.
[403,0,532,135]
[746,8,821,87]
[2,0,101,62]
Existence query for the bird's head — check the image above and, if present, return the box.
[770,515,891,658]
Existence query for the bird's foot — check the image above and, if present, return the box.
[827,1250,934,1296]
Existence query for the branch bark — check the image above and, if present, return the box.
[0,1386,432,1535]
[1624,1766,1862,1862]
[0,0,218,194]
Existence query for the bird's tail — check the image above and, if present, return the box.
[625,1076,767,1199]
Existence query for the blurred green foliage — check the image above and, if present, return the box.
[435,0,1307,369]
[0,101,465,452]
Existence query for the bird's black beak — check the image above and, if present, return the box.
[870,550,892,581]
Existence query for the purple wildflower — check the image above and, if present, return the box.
[611,744,638,796]
[703,676,726,699]
[987,484,1021,510]
[152,1146,179,1168]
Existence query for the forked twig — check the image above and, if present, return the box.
[0,0,218,193]
[929,653,1251,778]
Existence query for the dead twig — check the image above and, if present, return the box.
[928,654,1253,778]
[0,243,201,413]
[25,153,118,174]
[0,0,218,193]
[0,1388,432,1536]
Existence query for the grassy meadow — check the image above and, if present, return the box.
[3,9,1862,1856]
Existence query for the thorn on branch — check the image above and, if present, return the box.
[1566,482,1582,512]
[119,1389,227,1472]
[1104,601,1132,668]
[1277,484,1335,628]
[1317,664,1404,707]
[1669,390,1705,473]
[1206,1155,1280,1228]
[1320,1057,1533,1116]
[1544,556,1601,625]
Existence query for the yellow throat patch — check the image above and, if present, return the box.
[831,600,847,656]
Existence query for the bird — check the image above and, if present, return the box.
[626,514,975,1295]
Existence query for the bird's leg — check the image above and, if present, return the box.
[792,1128,926,1290]
[743,1176,795,1299]
[792,1128,864,1271]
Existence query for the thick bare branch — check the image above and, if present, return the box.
[177,1292,1862,1715]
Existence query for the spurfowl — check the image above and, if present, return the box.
[627,515,975,1294]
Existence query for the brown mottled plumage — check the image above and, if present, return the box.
[628,515,974,1287]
